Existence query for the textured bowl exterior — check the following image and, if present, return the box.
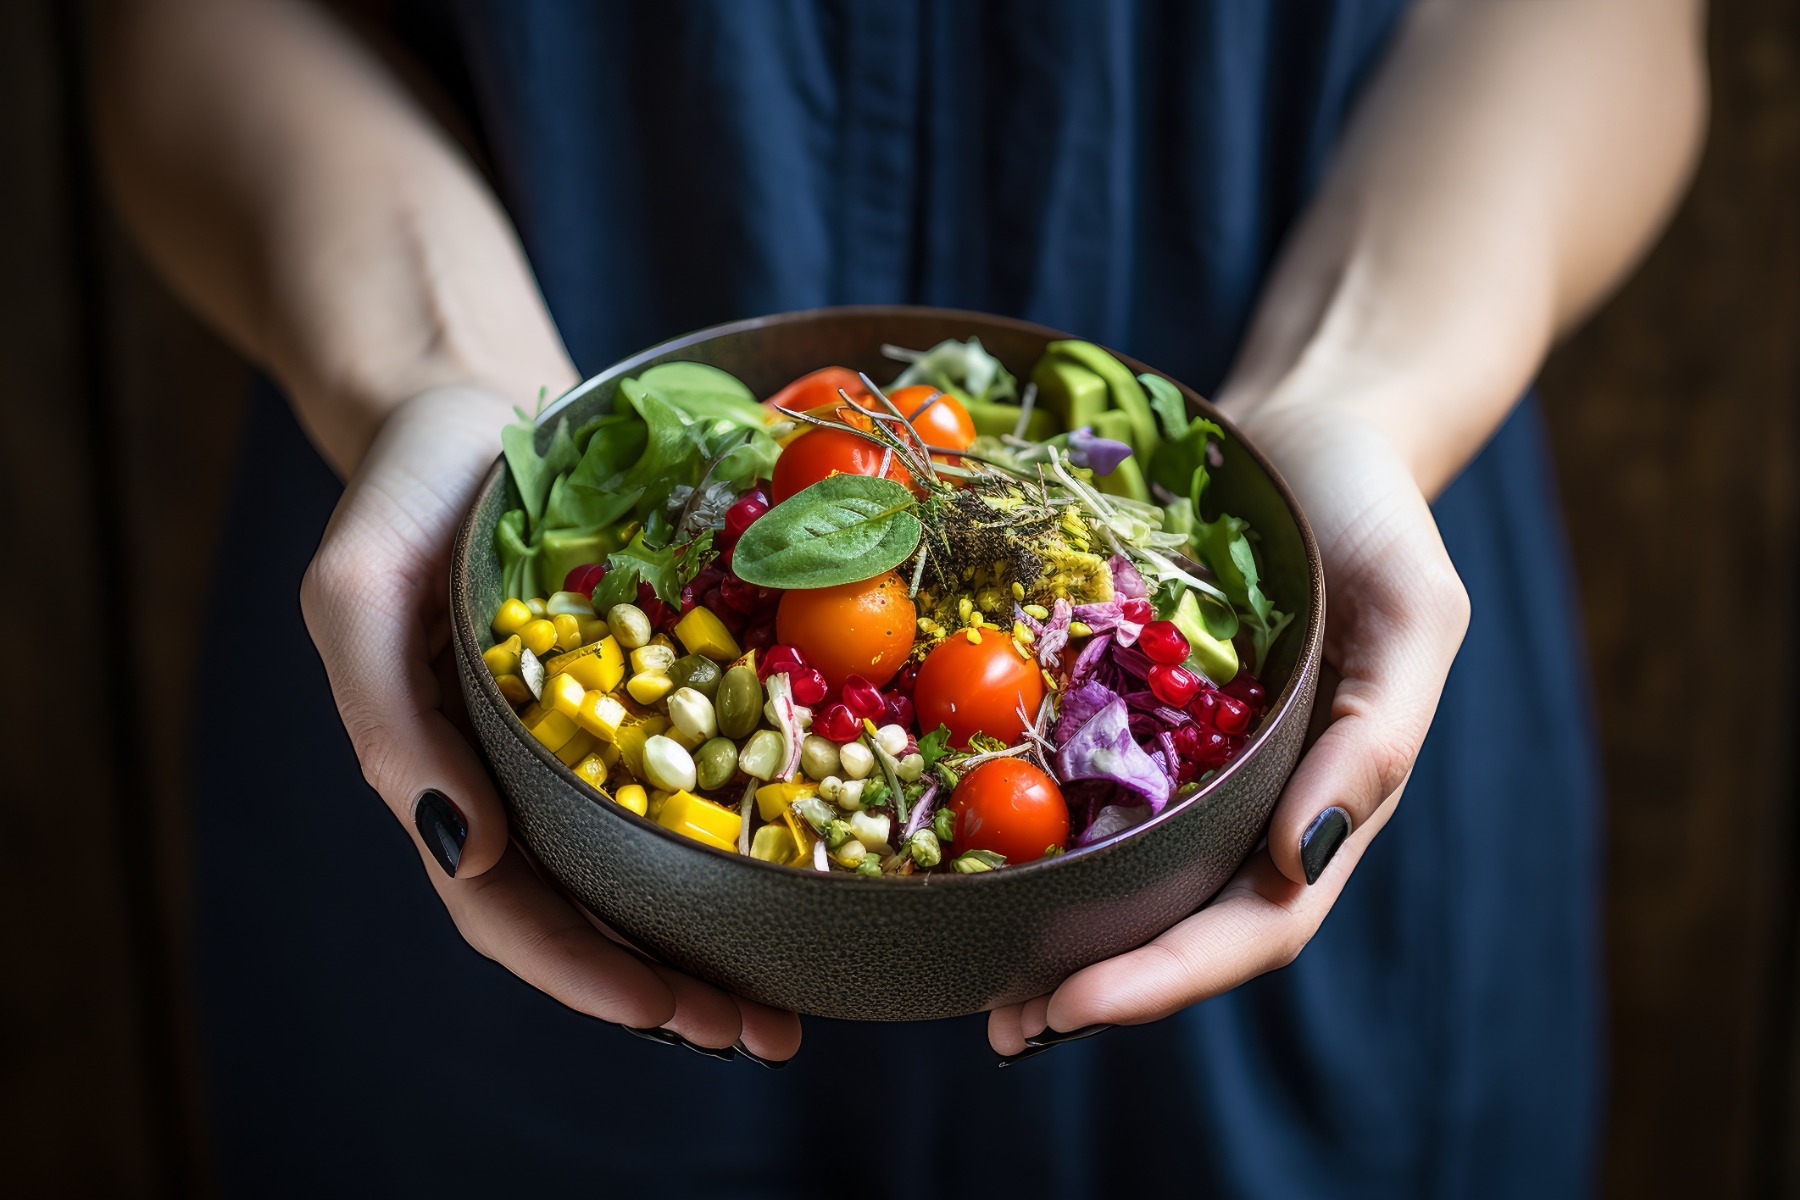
[451,306,1324,1021]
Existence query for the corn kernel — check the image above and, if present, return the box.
[1012,581,1026,600]
[572,752,609,789]
[482,635,523,678]
[526,597,548,617]
[547,637,625,694]
[520,618,558,657]
[1023,603,1049,620]
[655,789,742,852]
[543,672,587,719]
[1069,620,1093,638]
[496,674,532,707]
[613,782,648,816]
[626,671,674,705]
[575,691,630,741]
[551,613,583,652]
[491,598,533,639]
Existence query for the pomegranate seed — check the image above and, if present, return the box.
[1138,620,1190,665]
[892,660,920,695]
[1223,672,1267,710]
[1148,663,1201,707]
[841,674,885,720]
[719,575,762,614]
[724,495,771,540]
[563,562,606,596]
[716,540,735,570]
[1120,597,1155,625]
[883,693,915,728]
[635,582,676,630]
[789,667,829,707]
[1214,695,1252,735]
[1196,729,1232,768]
[759,645,807,680]
[813,703,862,742]
[743,623,776,654]
[1188,688,1220,727]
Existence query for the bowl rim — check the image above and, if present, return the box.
[451,304,1326,889]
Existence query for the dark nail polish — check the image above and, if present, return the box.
[1023,1023,1111,1049]
[1300,806,1351,885]
[414,790,466,878]
[734,1041,790,1070]
[622,1026,737,1061]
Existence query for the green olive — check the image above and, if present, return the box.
[668,653,721,698]
[715,664,764,740]
[694,737,740,791]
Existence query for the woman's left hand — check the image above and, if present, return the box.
[987,399,1470,1056]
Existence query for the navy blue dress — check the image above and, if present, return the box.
[193,4,1602,1195]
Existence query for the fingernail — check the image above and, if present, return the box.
[734,1040,790,1070]
[1300,806,1351,885]
[622,1026,737,1062]
[414,790,466,878]
[998,1024,1112,1068]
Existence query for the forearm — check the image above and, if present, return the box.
[93,0,575,474]
[1221,0,1707,497]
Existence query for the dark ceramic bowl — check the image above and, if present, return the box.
[451,306,1324,1021]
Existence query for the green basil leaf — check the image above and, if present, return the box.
[731,475,921,589]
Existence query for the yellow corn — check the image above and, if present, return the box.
[574,691,630,741]
[571,752,609,790]
[1069,620,1093,638]
[1023,603,1049,620]
[543,672,587,719]
[626,671,674,705]
[552,613,583,652]
[673,606,741,662]
[546,637,625,694]
[496,674,532,707]
[482,635,523,678]
[1012,581,1026,600]
[755,780,818,822]
[655,789,742,851]
[519,618,558,657]
[526,597,548,618]
[521,702,578,753]
[554,729,599,766]
[613,782,648,816]
[491,598,533,639]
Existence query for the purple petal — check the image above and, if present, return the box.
[1067,427,1135,476]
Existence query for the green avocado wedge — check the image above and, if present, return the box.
[963,398,1063,441]
[1087,409,1150,501]
[1030,355,1111,434]
[1040,340,1161,463]
[1172,588,1240,683]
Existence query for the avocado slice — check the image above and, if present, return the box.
[1041,340,1161,462]
[1087,409,1149,501]
[1030,356,1112,433]
[1172,589,1240,683]
[964,398,1063,441]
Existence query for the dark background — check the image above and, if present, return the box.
[2,2,1795,1195]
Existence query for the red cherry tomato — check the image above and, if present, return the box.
[854,383,977,455]
[775,572,917,690]
[762,366,868,415]
[950,759,1069,864]
[913,631,1046,747]
[770,426,914,502]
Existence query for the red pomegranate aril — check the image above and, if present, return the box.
[789,666,829,707]
[1188,688,1220,727]
[1223,671,1267,710]
[635,582,676,630]
[892,660,920,696]
[719,574,764,614]
[813,702,862,742]
[841,674,885,720]
[1138,620,1190,665]
[723,495,771,540]
[1195,728,1233,769]
[1120,597,1155,625]
[759,644,807,680]
[1147,663,1201,707]
[743,623,777,654]
[883,693,915,729]
[1214,695,1252,735]
[563,562,606,596]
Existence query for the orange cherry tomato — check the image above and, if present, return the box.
[763,366,868,415]
[883,384,977,453]
[912,630,1046,748]
[950,759,1069,864]
[770,426,914,502]
[775,572,916,690]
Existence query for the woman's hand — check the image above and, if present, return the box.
[987,398,1469,1055]
[300,386,802,1062]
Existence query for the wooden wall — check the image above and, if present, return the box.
[0,1,1793,1195]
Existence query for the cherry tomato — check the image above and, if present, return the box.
[950,759,1069,864]
[855,383,977,455]
[762,366,868,415]
[913,630,1046,747]
[775,572,916,689]
[770,426,914,502]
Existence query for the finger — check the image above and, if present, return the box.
[733,996,804,1063]
[986,1004,1030,1056]
[439,843,676,1029]
[1045,796,1398,1032]
[300,389,513,878]
[639,960,743,1049]
[1265,499,1468,887]
[1019,994,1052,1042]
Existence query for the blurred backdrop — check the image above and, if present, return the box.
[2,2,1794,1195]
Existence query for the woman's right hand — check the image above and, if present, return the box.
[299,385,802,1062]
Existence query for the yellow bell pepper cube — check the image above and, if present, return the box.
[646,789,670,821]
[496,674,532,707]
[546,636,625,694]
[554,729,599,766]
[755,780,818,822]
[543,672,588,719]
[482,634,523,678]
[491,598,533,639]
[613,782,648,816]
[750,823,797,863]
[655,789,742,852]
[574,692,629,742]
[595,740,620,769]
[614,713,670,779]
[571,752,609,790]
[673,606,741,662]
[782,807,816,866]
[520,702,579,753]
[625,671,674,705]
